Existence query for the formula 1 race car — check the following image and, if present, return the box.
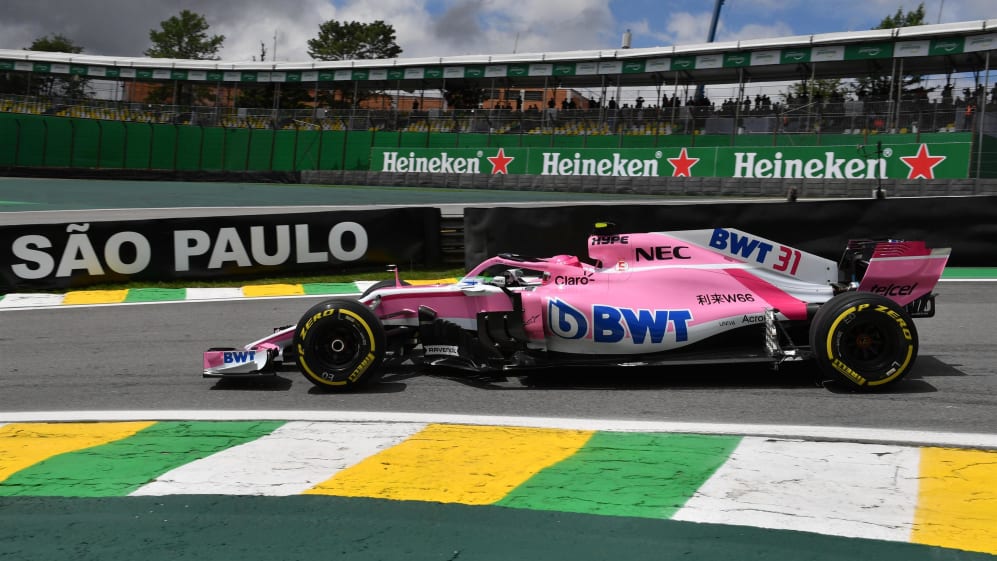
[203,224,950,392]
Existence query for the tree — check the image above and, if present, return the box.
[144,10,225,106]
[307,20,402,61]
[235,82,314,112]
[853,3,928,101]
[877,3,927,29]
[308,20,402,109]
[444,81,486,110]
[787,78,845,102]
[145,10,225,60]
[0,34,91,98]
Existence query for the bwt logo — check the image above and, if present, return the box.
[223,350,256,363]
[549,298,587,339]
[709,228,774,263]
[547,298,692,343]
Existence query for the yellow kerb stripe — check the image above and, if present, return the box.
[305,424,594,504]
[62,290,129,305]
[913,447,997,555]
[241,284,305,297]
[0,422,156,483]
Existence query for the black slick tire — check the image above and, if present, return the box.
[809,291,918,391]
[293,298,386,391]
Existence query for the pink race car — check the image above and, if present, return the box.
[204,224,950,392]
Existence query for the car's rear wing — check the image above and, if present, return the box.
[841,240,951,308]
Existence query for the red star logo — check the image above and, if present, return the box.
[899,144,945,179]
[487,148,515,175]
[668,148,699,177]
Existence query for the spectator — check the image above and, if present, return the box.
[942,84,953,106]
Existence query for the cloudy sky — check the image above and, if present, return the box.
[1,0,994,63]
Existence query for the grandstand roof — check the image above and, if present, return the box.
[2,19,996,89]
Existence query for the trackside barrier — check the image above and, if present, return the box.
[462,196,997,268]
[0,208,441,292]
[301,170,997,197]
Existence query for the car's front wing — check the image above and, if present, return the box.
[203,343,280,377]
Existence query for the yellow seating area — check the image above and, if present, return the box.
[526,120,611,135]
[0,99,51,115]
[404,119,469,133]
[624,123,676,135]
[0,97,969,136]
[52,105,174,123]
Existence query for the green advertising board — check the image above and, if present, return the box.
[0,29,991,84]
[372,142,970,179]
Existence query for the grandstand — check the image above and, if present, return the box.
[1,19,996,179]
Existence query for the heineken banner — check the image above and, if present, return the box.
[373,142,971,179]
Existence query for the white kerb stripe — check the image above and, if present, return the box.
[672,437,920,543]
[0,294,65,308]
[354,280,378,293]
[185,288,245,300]
[130,421,427,496]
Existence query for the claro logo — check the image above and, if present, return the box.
[554,271,594,285]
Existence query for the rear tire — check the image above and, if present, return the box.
[293,299,386,391]
[809,292,918,391]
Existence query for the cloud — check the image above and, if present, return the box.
[432,1,485,48]
[413,0,617,56]
[723,22,796,42]
[0,0,453,63]
[621,11,794,48]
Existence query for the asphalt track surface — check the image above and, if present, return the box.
[2,178,996,559]
[1,281,995,434]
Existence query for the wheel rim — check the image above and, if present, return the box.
[310,321,365,376]
[837,315,897,379]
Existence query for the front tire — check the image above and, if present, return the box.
[294,299,386,391]
[809,292,918,391]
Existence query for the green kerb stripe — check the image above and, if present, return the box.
[495,432,741,518]
[124,288,188,302]
[302,282,362,295]
[941,268,997,279]
[0,421,284,497]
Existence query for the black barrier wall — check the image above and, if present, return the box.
[464,196,996,268]
[0,208,441,291]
